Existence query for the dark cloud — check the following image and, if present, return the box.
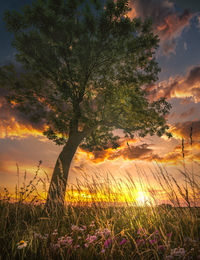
[109,143,152,161]
[171,120,200,141]
[172,0,200,13]
[0,65,48,139]
[185,66,200,85]
[0,91,46,139]
[83,143,153,163]
[129,0,193,55]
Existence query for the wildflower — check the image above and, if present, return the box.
[50,243,60,251]
[101,249,106,253]
[58,236,73,247]
[96,228,111,238]
[120,238,127,246]
[85,243,89,248]
[86,235,97,244]
[74,245,80,249]
[52,229,58,236]
[65,236,73,245]
[167,232,172,238]
[136,239,145,247]
[171,247,186,257]
[104,238,112,248]
[158,245,165,251]
[149,239,157,245]
[59,239,68,246]
[90,221,95,228]
[17,240,28,250]
[103,228,111,237]
[71,225,80,232]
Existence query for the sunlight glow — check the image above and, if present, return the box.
[136,191,149,205]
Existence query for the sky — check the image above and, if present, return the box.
[0,0,200,202]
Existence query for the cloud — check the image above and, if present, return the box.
[0,94,46,139]
[172,0,200,13]
[150,150,183,164]
[128,0,193,55]
[80,141,152,163]
[183,42,187,51]
[147,65,200,102]
[170,120,200,141]
[0,74,47,139]
[180,107,196,118]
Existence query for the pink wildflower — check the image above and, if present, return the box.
[103,228,111,237]
[136,239,145,246]
[120,238,127,245]
[104,238,112,248]
[86,235,97,243]
[158,245,165,251]
[71,225,79,232]
[149,239,157,245]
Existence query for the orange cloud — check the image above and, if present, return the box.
[0,87,47,139]
[79,141,153,164]
[147,66,200,102]
[128,0,193,55]
[0,116,45,139]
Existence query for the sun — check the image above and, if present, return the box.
[136,191,149,205]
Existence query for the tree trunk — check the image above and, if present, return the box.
[45,132,82,215]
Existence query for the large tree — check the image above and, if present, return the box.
[2,0,171,212]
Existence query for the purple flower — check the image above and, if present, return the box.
[149,239,157,245]
[104,238,112,248]
[136,239,145,246]
[167,232,172,238]
[120,238,127,246]
[103,228,111,237]
[86,235,97,243]
[158,245,165,251]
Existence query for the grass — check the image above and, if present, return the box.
[1,162,200,260]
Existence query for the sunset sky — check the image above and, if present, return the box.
[0,0,200,199]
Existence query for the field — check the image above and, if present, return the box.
[1,164,200,260]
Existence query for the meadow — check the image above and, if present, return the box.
[1,162,200,260]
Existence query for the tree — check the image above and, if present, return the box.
[2,0,171,213]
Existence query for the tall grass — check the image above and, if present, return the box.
[1,160,200,259]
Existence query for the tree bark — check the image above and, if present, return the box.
[45,132,83,215]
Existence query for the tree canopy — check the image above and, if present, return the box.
[2,0,171,153]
